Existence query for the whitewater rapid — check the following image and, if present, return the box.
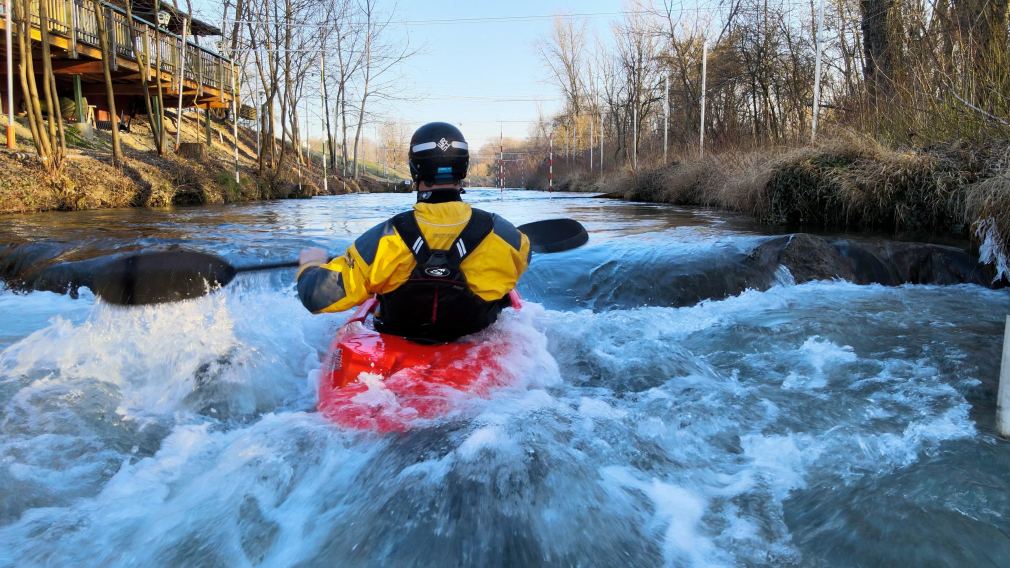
[1,192,1008,566]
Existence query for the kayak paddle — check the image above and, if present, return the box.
[87,218,588,305]
[519,218,589,253]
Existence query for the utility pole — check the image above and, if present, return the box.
[175,18,190,149]
[700,39,708,159]
[548,129,553,192]
[574,115,579,168]
[811,0,825,143]
[597,81,603,172]
[321,137,329,191]
[230,55,239,185]
[632,98,638,171]
[254,86,261,163]
[320,43,334,168]
[664,73,669,163]
[296,100,303,193]
[499,123,504,192]
[319,56,328,193]
[304,96,310,167]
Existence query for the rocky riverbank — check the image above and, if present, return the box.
[0,116,390,214]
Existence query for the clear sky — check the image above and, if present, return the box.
[374,0,624,153]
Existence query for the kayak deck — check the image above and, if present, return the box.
[318,292,521,431]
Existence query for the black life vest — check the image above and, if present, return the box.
[374,208,511,343]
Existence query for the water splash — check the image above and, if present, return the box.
[0,193,1007,566]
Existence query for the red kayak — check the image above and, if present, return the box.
[317,291,522,432]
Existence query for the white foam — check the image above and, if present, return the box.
[456,425,523,463]
[773,265,796,286]
[1,284,325,422]
[577,396,627,420]
[976,216,1009,283]
[349,372,400,409]
[740,433,820,499]
[782,336,857,390]
[0,268,1002,566]
[601,465,723,567]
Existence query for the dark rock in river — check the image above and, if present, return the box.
[545,233,1000,312]
[749,233,998,287]
[0,232,998,309]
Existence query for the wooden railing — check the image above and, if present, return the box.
[0,0,234,95]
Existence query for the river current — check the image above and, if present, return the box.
[0,190,1008,566]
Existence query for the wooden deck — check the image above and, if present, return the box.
[0,0,235,110]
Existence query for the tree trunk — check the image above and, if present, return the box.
[152,0,166,154]
[322,52,336,169]
[860,0,896,103]
[351,26,372,179]
[13,0,50,161]
[339,82,348,175]
[94,0,123,165]
[126,0,162,154]
[37,0,65,166]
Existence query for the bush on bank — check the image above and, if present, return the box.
[608,134,1010,281]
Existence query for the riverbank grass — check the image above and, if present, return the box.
[614,135,1010,279]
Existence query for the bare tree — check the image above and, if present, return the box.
[350,0,414,179]
[125,0,164,154]
[538,17,589,114]
[332,5,365,176]
[860,0,897,103]
[93,0,124,165]
[13,0,66,171]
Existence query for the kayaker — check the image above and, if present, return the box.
[296,122,531,343]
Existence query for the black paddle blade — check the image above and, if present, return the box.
[91,250,237,305]
[517,218,589,253]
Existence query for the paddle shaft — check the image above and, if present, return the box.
[84,217,587,305]
[234,259,300,273]
[230,219,586,274]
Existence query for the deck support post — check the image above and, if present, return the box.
[67,0,78,57]
[105,8,117,71]
[151,95,161,140]
[73,74,84,123]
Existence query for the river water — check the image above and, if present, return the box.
[0,190,1008,566]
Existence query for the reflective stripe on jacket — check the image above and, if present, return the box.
[296,201,531,314]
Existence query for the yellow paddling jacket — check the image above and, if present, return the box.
[297,201,531,341]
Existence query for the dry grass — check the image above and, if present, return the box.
[614,149,775,211]
[0,152,138,213]
[0,114,375,215]
[612,132,1010,280]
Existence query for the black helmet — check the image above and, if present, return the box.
[408,122,469,186]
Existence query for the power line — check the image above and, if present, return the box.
[202,1,851,33]
[216,10,655,28]
[408,95,560,103]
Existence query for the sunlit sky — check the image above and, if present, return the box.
[190,0,633,156]
[373,0,623,152]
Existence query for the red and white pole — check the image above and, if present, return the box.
[548,131,553,192]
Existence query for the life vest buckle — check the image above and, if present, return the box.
[422,252,451,278]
